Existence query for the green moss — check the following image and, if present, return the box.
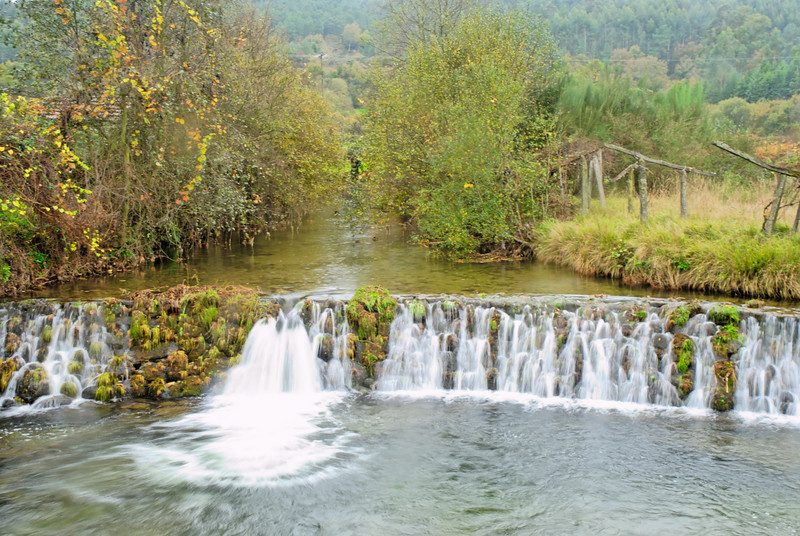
[60,381,78,398]
[441,300,455,312]
[712,330,733,357]
[0,359,19,394]
[68,360,84,376]
[346,286,397,340]
[408,300,425,320]
[147,377,166,397]
[42,325,52,344]
[708,305,740,327]
[200,306,219,331]
[671,306,689,328]
[636,310,647,321]
[130,374,146,397]
[96,372,113,388]
[677,339,694,374]
[128,311,149,343]
[181,289,220,310]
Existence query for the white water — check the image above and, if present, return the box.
[2,298,800,422]
[0,301,117,408]
[135,304,356,487]
[376,302,800,420]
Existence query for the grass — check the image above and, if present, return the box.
[535,182,800,300]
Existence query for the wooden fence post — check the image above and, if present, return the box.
[581,155,589,215]
[679,168,688,218]
[594,151,606,209]
[627,167,635,214]
[764,172,787,237]
[637,163,648,223]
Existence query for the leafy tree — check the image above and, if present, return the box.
[364,6,561,254]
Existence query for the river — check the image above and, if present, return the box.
[2,215,799,535]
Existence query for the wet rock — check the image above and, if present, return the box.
[15,365,51,403]
[59,381,79,398]
[779,392,795,415]
[487,368,498,390]
[445,333,459,353]
[4,332,20,355]
[651,334,670,358]
[317,334,334,362]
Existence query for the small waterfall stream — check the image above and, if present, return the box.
[0,301,119,408]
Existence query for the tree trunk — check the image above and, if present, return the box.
[594,151,606,209]
[764,173,787,237]
[581,155,589,215]
[637,164,648,223]
[794,199,800,234]
[680,169,688,218]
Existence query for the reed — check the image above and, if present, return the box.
[536,191,800,300]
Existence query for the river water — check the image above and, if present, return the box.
[34,213,728,301]
[3,216,800,535]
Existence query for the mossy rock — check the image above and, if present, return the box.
[94,372,125,402]
[0,358,19,394]
[130,374,147,397]
[142,363,165,381]
[408,300,426,321]
[165,350,189,381]
[346,286,397,341]
[678,371,694,398]
[711,327,742,359]
[711,360,737,412]
[708,305,740,327]
[671,334,694,374]
[4,332,20,355]
[15,365,51,403]
[623,305,648,323]
[42,324,53,344]
[179,335,206,360]
[147,377,166,398]
[181,375,207,397]
[60,381,79,398]
[665,303,701,332]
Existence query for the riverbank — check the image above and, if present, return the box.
[535,193,800,301]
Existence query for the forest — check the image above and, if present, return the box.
[0,0,799,298]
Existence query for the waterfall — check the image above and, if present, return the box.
[223,303,351,395]
[375,301,800,417]
[3,296,800,418]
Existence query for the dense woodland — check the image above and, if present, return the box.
[0,0,799,296]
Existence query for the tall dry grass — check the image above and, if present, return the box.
[535,180,800,301]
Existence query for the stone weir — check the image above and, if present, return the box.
[0,285,798,416]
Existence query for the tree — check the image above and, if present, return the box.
[364,7,561,254]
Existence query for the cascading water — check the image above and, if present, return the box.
[151,302,355,486]
[375,301,800,418]
[223,303,352,395]
[0,301,119,408]
[2,297,800,420]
